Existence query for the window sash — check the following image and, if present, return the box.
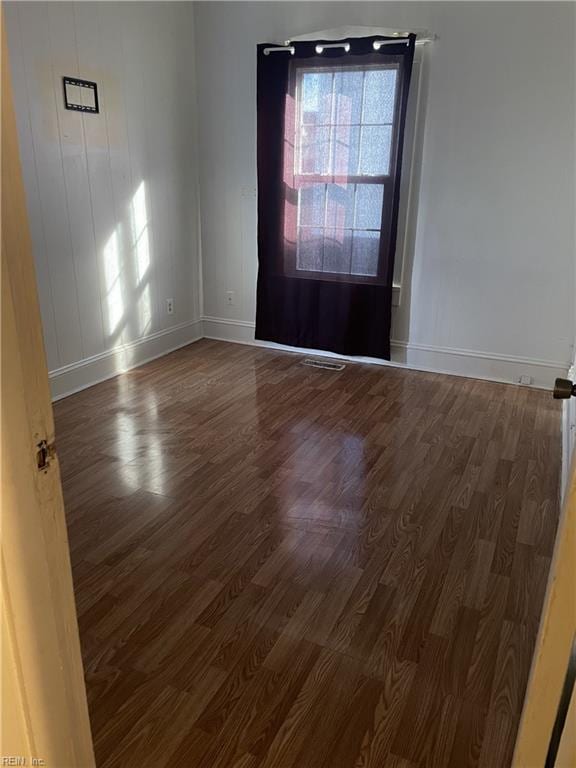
[284,58,405,284]
[294,63,399,180]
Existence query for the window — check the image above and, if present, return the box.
[284,57,406,283]
[256,35,415,359]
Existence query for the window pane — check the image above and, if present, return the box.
[300,126,331,174]
[362,69,398,124]
[333,71,363,125]
[299,184,326,226]
[351,231,380,276]
[359,125,393,175]
[332,125,360,176]
[301,72,333,125]
[354,185,384,229]
[297,227,324,271]
[325,183,354,229]
[293,64,400,279]
[323,228,352,274]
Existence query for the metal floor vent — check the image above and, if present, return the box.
[302,358,346,371]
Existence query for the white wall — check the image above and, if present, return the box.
[7,1,575,396]
[195,1,575,388]
[5,2,202,399]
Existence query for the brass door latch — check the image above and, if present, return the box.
[36,439,56,471]
[553,378,576,399]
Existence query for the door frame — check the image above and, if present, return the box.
[1,13,95,766]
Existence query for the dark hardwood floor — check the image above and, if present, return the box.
[55,339,562,768]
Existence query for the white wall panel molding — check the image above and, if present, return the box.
[5,1,201,383]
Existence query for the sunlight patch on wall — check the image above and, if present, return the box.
[103,229,125,338]
[131,181,153,336]
[139,284,152,336]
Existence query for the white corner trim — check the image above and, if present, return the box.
[561,363,576,499]
[50,319,203,401]
[201,316,568,391]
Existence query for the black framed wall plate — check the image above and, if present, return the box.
[63,77,99,114]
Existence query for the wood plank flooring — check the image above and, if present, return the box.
[54,340,562,768]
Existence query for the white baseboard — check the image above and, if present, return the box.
[50,319,203,401]
[51,314,568,402]
[202,316,568,391]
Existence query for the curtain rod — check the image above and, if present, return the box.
[263,36,435,56]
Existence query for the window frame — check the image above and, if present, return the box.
[283,53,410,286]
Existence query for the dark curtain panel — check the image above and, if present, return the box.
[256,35,415,359]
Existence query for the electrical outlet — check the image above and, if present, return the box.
[166,298,174,315]
[518,374,533,386]
[226,291,235,306]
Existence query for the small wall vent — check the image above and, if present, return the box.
[301,358,346,371]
